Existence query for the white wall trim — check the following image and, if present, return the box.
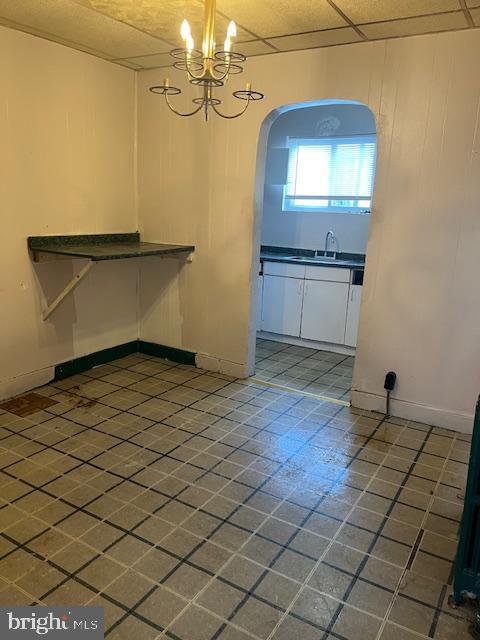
[0,367,54,402]
[351,389,473,434]
[196,353,252,379]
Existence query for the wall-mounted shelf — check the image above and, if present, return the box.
[28,232,194,321]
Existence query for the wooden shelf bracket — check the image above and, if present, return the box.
[42,261,95,321]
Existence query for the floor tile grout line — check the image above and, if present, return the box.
[262,416,396,640]
[1,384,396,524]
[1,450,442,616]
[262,414,462,639]
[249,340,352,398]
[3,381,462,490]
[155,392,377,636]
[206,416,398,639]
[2,382,309,512]
[372,427,459,640]
[0,414,464,562]
[0,529,140,621]
[247,376,350,405]
[317,422,445,638]
[38,384,342,616]
[103,387,347,637]
[0,351,469,640]
[256,348,351,385]
[0,414,464,556]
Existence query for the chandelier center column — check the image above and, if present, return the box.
[203,0,216,61]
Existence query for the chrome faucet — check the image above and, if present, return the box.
[324,230,338,258]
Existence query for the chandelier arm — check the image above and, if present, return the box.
[165,93,206,117]
[182,53,234,83]
[185,55,208,81]
[210,97,251,119]
[208,56,233,83]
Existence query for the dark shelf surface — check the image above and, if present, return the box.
[28,233,195,261]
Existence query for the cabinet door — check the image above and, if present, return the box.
[301,280,349,344]
[257,275,263,330]
[345,285,362,347]
[261,275,304,336]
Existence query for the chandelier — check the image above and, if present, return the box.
[149,0,264,121]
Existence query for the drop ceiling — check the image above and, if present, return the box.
[1,0,479,70]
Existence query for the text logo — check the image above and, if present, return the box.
[0,607,104,639]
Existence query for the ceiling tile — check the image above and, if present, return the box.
[470,8,480,24]
[216,0,347,38]
[361,11,469,40]
[72,0,201,43]
[73,0,253,45]
[267,27,362,51]
[0,0,170,58]
[122,52,173,69]
[0,0,478,68]
[233,40,277,56]
[333,0,460,24]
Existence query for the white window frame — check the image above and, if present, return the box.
[282,134,376,215]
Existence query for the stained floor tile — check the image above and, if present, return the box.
[0,350,472,640]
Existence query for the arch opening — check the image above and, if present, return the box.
[248,99,378,404]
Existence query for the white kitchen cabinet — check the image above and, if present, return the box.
[304,265,349,283]
[261,275,304,336]
[257,275,263,330]
[300,280,349,344]
[263,261,306,278]
[345,284,362,347]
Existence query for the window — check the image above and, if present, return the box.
[283,135,376,214]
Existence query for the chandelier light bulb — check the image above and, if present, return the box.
[224,21,236,52]
[180,19,191,40]
[226,21,237,39]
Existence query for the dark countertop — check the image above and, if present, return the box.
[260,250,365,270]
[28,233,195,262]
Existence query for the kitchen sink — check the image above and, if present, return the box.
[285,255,363,268]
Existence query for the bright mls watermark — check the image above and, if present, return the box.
[0,607,104,639]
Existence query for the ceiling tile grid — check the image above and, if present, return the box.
[0,0,477,69]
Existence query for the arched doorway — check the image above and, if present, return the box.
[248,100,377,404]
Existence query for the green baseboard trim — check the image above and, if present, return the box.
[54,341,138,380]
[138,341,196,366]
[54,340,196,380]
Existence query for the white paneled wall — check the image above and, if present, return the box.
[0,27,138,398]
[138,29,480,430]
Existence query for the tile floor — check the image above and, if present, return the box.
[255,338,354,400]
[0,351,474,640]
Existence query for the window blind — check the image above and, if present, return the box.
[283,135,376,213]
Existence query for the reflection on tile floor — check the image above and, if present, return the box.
[255,338,353,400]
[0,352,473,640]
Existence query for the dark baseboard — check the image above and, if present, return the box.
[54,341,138,380]
[54,340,196,380]
[138,341,196,366]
